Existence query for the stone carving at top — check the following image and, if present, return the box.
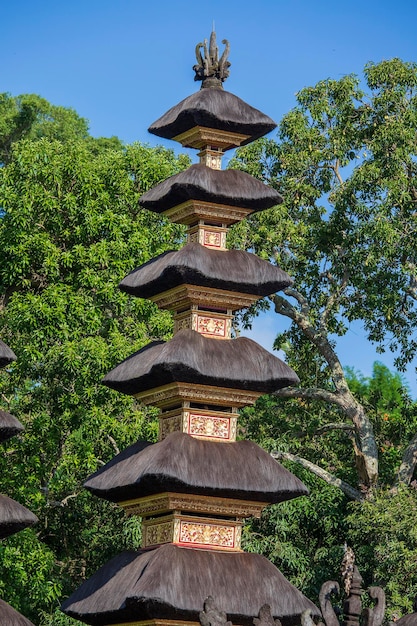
[194,31,231,88]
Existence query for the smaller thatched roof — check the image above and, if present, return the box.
[120,243,292,300]
[0,410,24,443]
[0,340,16,369]
[139,164,282,213]
[148,88,276,145]
[0,599,35,626]
[0,494,38,540]
[84,431,308,504]
[61,544,319,626]
[102,329,299,396]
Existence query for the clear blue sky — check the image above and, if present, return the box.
[2,0,417,394]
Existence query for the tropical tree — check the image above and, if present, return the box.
[0,114,189,622]
[230,58,417,497]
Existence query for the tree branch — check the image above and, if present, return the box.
[271,450,363,501]
[395,433,417,486]
[274,385,347,409]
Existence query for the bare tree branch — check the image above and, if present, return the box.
[274,385,347,408]
[271,450,363,501]
[107,434,120,455]
[395,433,417,486]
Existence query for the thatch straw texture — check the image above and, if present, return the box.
[84,431,308,503]
[120,243,292,299]
[0,494,38,540]
[139,164,282,213]
[102,329,299,396]
[0,410,24,443]
[0,599,35,626]
[61,544,319,626]
[148,89,276,145]
[0,340,16,368]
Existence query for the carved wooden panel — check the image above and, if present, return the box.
[120,492,267,519]
[159,406,237,442]
[173,126,250,151]
[151,284,260,313]
[135,382,261,410]
[164,199,253,226]
[142,513,243,551]
[186,224,227,250]
[173,310,232,339]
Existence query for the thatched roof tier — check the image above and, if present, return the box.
[0,494,38,540]
[61,544,319,626]
[84,432,308,504]
[138,164,282,213]
[0,599,35,626]
[102,329,299,396]
[148,89,276,146]
[0,410,24,443]
[120,243,292,300]
[0,340,16,368]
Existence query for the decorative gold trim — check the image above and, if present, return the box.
[120,492,267,519]
[142,513,243,551]
[163,199,253,226]
[173,310,232,339]
[150,284,260,313]
[186,224,227,250]
[159,406,238,441]
[173,126,250,150]
[134,382,261,409]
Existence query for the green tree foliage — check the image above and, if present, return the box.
[0,105,190,622]
[239,364,417,613]
[347,487,417,620]
[230,59,417,617]
[229,58,417,494]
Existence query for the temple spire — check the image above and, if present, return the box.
[193,30,230,88]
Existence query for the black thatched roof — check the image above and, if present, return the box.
[148,89,276,145]
[0,599,35,626]
[138,164,282,213]
[84,431,308,504]
[0,340,16,369]
[0,410,24,443]
[120,243,292,299]
[0,494,38,540]
[61,544,319,626]
[102,329,299,396]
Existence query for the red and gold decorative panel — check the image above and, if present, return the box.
[173,309,232,339]
[158,406,238,442]
[187,411,236,441]
[198,147,223,170]
[142,514,242,551]
[187,224,227,250]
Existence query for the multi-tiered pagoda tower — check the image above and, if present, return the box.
[0,339,38,625]
[62,33,319,626]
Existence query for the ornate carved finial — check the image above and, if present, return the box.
[193,31,231,89]
[253,604,282,626]
[199,596,232,626]
[341,544,356,596]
